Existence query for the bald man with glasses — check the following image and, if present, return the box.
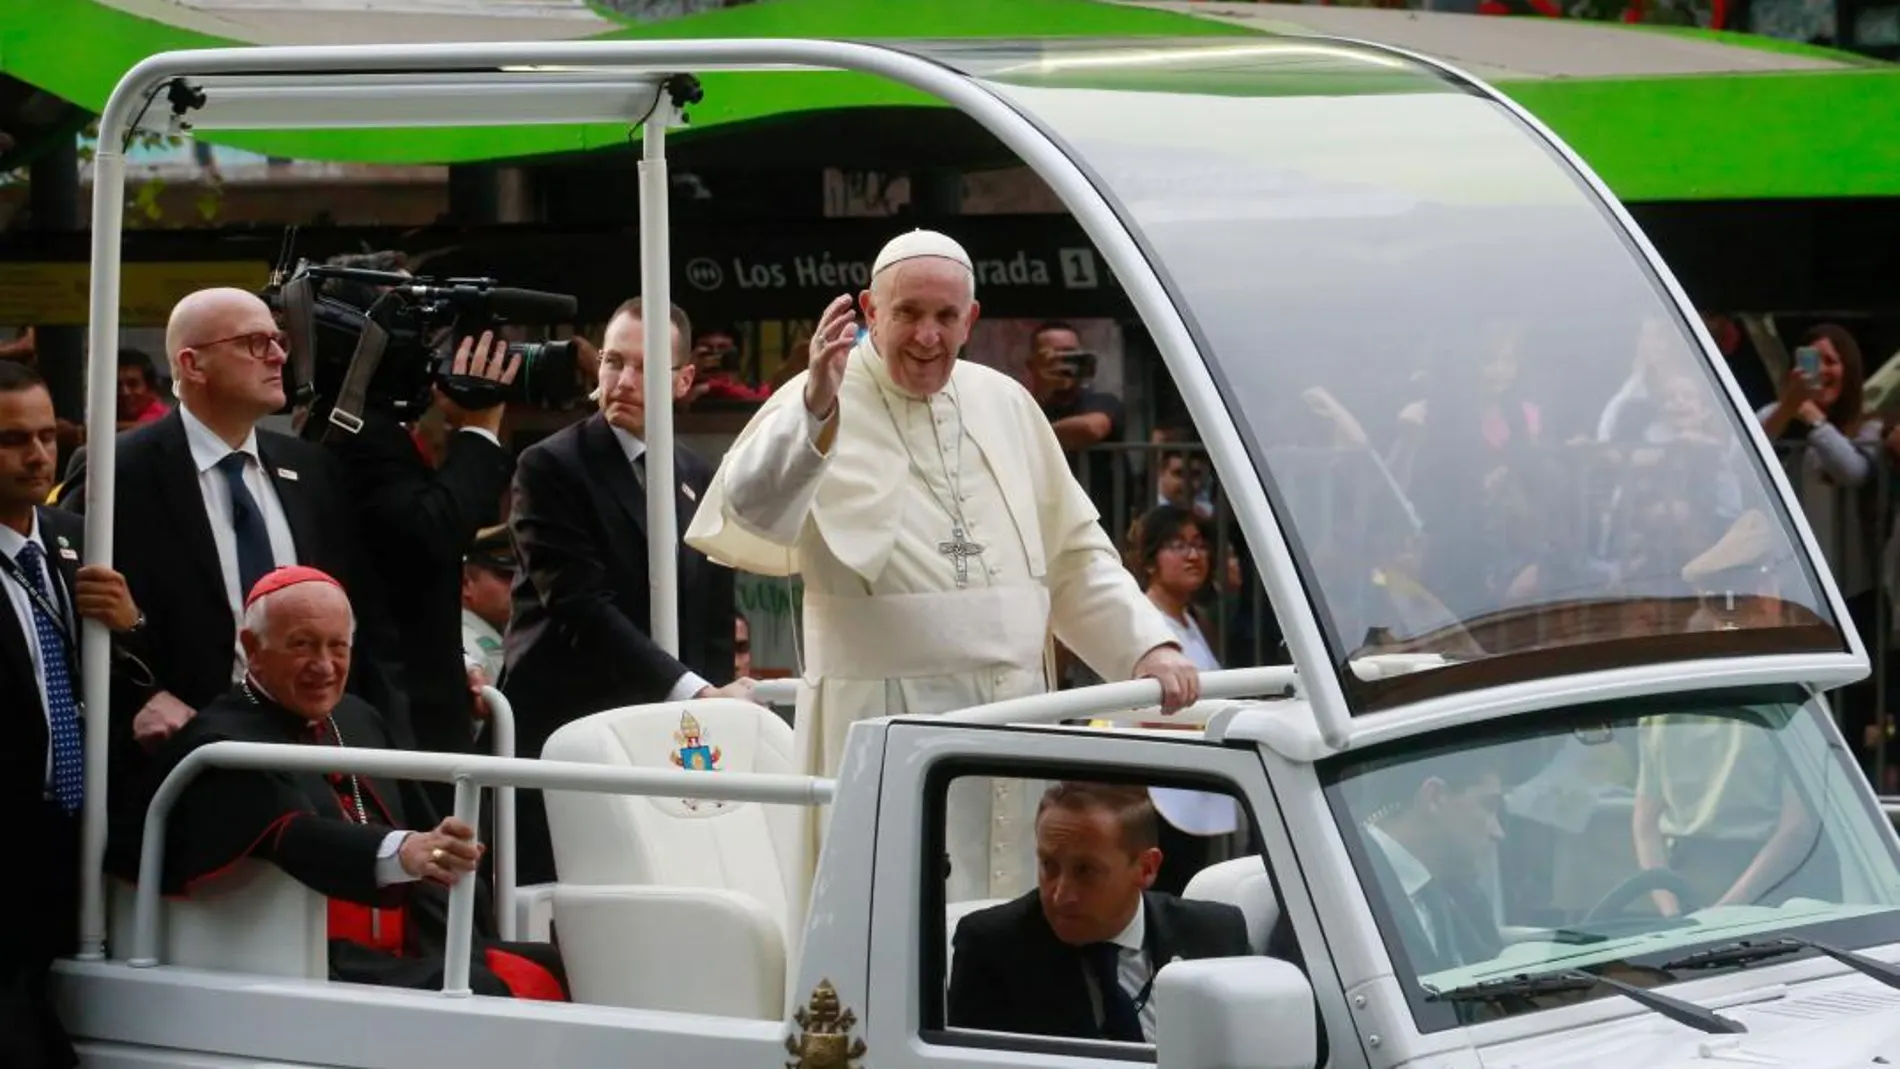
[73,287,408,789]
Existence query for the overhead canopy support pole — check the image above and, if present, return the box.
[641,81,683,660]
[77,128,128,963]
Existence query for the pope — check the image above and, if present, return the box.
[686,229,1199,900]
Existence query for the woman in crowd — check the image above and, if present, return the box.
[1758,323,1884,776]
[1125,504,1243,894]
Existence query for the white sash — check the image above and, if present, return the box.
[803,585,1050,680]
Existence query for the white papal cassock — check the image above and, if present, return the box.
[685,338,1176,903]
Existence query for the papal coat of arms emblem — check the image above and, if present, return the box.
[668,711,728,812]
[784,979,866,1069]
[669,711,723,771]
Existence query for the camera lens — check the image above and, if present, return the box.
[503,338,583,408]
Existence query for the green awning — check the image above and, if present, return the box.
[2,0,1898,200]
[0,0,1238,164]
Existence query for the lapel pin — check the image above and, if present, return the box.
[682,483,697,502]
[277,467,299,481]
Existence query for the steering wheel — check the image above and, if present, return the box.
[1584,867,1701,923]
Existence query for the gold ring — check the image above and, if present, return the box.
[431,848,445,862]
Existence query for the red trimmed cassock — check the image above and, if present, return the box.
[109,684,564,1000]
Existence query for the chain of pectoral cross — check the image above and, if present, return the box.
[875,380,987,587]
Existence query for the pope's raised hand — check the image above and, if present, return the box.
[803,293,857,419]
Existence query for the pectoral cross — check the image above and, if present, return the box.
[938,526,986,588]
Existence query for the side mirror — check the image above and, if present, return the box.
[1155,957,1317,1069]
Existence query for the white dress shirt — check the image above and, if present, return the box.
[0,512,73,789]
[1365,823,1439,953]
[179,403,298,682]
[609,424,710,703]
[1082,901,1157,1043]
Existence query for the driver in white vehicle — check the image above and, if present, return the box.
[947,781,1251,1043]
[1358,751,1506,972]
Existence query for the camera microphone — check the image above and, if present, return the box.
[484,287,579,322]
[398,284,578,324]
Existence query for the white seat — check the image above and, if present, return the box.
[107,861,327,979]
[514,882,558,943]
[1182,856,1280,956]
[541,698,801,1018]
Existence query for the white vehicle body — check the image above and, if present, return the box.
[53,33,1900,1069]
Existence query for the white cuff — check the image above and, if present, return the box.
[667,671,711,703]
[459,426,502,447]
[803,403,835,455]
[374,830,420,887]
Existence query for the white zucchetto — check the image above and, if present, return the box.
[871,228,974,277]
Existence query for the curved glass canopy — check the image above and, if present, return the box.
[907,37,1847,712]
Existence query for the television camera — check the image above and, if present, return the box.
[266,257,585,440]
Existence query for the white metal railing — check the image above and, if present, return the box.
[481,685,518,940]
[131,743,832,995]
[938,665,1299,727]
[751,678,798,708]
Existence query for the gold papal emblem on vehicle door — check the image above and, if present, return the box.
[784,978,867,1069]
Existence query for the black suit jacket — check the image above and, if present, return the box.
[2,509,100,1069]
[948,889,1251,1041]
[502,413,734,884]
[79,410,409,778]
[2,508,87,963]
[326,416,513,758]
[1360,832,1501,973]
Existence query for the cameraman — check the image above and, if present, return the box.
[326,330,519,772]
[1026,321,1124,453]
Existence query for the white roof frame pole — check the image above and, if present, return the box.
[77,123,129,962]
[641,85,682,660]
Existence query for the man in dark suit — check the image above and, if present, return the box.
[948,782,1251,1043]
[503,297,749,885]
[323,330,516,779]
[1357,751,1505,973]
[0,362,146,1069]
[85,287,407,782]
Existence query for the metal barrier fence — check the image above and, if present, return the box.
[1067,436,1900,789]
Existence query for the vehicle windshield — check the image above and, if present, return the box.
[1321,686,1900,1031]
[910,37,1846,711]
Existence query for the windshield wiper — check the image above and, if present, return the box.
[1664,937,1900,991]
[1426,970,1745,1034]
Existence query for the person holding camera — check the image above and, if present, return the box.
[324,329,520,769]
[1025,321,1124,454]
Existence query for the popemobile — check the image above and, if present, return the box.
[46,30,1900,1069]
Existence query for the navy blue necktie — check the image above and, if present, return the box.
[1082,942,1143,1042]
[216,452,274,600]
[19,542,82,813]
